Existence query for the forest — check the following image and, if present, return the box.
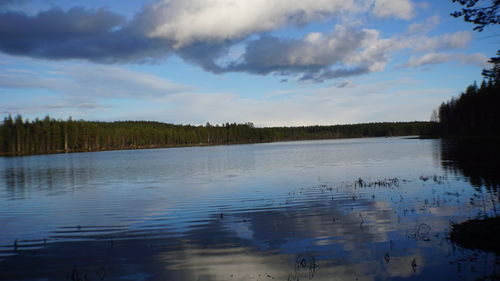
[436,0,500,137]
[0,116,436,156]
[437,77,499,137]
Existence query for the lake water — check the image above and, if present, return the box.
[0,137,498,281]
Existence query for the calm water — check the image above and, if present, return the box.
[0,137,498,281]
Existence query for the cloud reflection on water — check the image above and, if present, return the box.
[1,138,499,280]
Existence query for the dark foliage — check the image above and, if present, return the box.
[0,116,435,156]
[452,0,499,81]
[451,0,499,31]
[437,79,500,136]
[482,50,500,82]
[438,1,500,137]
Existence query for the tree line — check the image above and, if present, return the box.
[0,116,436,156]
[435,1,499,137]
[437,79,499,137]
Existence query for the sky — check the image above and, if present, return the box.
[0,0,498,126]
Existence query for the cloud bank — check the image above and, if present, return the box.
[0,7,171,62]
[0,63,193,98]
[0,0,485,81]
[222,25,397,81]
[0,54,460,125]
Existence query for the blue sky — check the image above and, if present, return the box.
[0,0,497,126]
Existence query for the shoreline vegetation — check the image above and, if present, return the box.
[438,79,500,254]
[0,117,437,156]
[438,0,500,254]
[436,79,499,137]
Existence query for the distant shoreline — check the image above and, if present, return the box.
[0,117,438,157]
[6,135,500,157]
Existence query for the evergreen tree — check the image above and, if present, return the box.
[0,116,436,156]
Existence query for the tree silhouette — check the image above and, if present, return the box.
[438,78,499,136]
[482,50,500,82]
[451,0,499,31]
[436,1,500,136]
[0,115,437,156]
[452,0,499,80]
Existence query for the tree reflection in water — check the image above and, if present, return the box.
[1,138,499,281]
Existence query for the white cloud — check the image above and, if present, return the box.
[407,15,440,34]
[146,0,415,48]
[2,0,479,82]
[60,65,195,99]
[345,29,400,71]
[0,53,458,125]
[401,52,489,68]
[222,25,401,81]
[140,1,480,80]
[118,78,451,126]
[372,0,414,20]
[160,12,476,81]
[0,63,194,99]
[411,31,473,52]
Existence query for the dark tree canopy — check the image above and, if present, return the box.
[0,115,437,156]
[451,0,500,31]
[452,0,500,80]
[482,50,500,81]
[434,1,500,136]
[438,79,500,136]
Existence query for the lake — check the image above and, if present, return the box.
[1,137,498,281]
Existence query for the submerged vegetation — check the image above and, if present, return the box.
[0,116,435,156]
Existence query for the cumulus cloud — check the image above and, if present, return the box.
[0,0,414,62]
[0,7,171,63]
[400,52,489,68]
[0,0,485,82]
[372,0,414,20]
[411,31,473,52]
[175,41,232,73]
[146,0,366,48]
[407,15,440,34]
[145,0,418,47]
[222,26,398,81]
[0,3,401,81]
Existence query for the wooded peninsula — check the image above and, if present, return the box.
[0,117,436,156]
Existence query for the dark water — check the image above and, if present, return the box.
[0,137,498,281]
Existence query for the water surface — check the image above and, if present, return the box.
[1,137,498,280]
